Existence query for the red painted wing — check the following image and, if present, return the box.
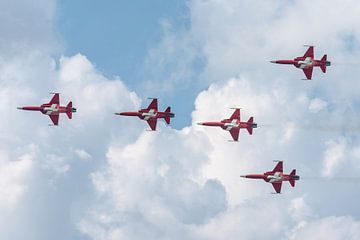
[49,114,59,125]
[303,46,314,58]
[229,109,240,120]
[146,99,158,110]
[229,128,239,141]
[48,93,60,105]
[272,161,283,173]
[147,119,157,131]
[302,68,313,80]
[271,182,282,193]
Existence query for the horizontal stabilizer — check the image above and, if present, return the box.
[164,107,172,124]
[320,55,327,73]
[66,101,73,119]
[289,169,296,187]
[246,117,254,135]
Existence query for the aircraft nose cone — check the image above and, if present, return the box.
[270,60,277,63]
[240,175,246,178]
[17,107,24,110]
[197,122,204,125]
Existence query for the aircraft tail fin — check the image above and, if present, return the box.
[320,55,327,73]
[246,117,254,135]
[66,101,73,119]
[289,169,296,187]
[164,107,171,124]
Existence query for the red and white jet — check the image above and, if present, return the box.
[241,161,300,194]
[197,108,257,141]
[116,98,175,131]
[271,46,331,80]
[17,93,76,126]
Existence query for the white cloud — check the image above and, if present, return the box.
[288,216,360,240]
[2,0,360,239]
[309,98,328,113]
[78,0,360,237]
[322,138,347,177]
[79,128,227,240]
[75,149,92,161]
[0,147,34,209]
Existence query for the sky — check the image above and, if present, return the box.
[1,0,360,240]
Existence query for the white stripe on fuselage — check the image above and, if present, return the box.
[224,119,239,131]
[44,104,58,115]
[142,109,157,120]
[298,57,313,69]
[267,172,282,183]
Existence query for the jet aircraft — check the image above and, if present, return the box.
[116,98,175,131]
[17,93,76,126]
[197,108,257,141]
[240,161,300,194]
[271,46,331,80]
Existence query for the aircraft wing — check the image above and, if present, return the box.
[271,182,282,193]
[147,98,158,111]
[48,93,60,105]
[272,161,283,173]
[229,128,240,141]
[303,46,314,58]
[302,68,313,80]
[147,119,157,131]
[229,108,240,120]
[49,114,59,125]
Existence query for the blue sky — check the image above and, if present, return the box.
[57,0,188,80]
[56,1,202,128]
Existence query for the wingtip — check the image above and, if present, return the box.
[273,160,283,163]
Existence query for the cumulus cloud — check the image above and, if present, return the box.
[79,0,360,239]
[0,147,34,209]
[2,0,360,239]
[288,216,360,240]
[79,128,227,240]
[0,1,143,238]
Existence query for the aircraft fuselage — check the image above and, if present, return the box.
[17,103,76,115]
[242,172,300,183]
[198,119,257,131]
[119,109,175,121]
